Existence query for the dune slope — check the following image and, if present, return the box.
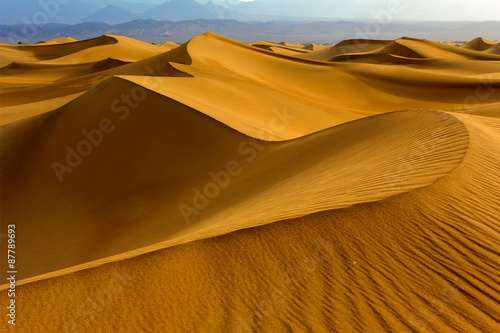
[0,34,499,333]
[0,35,166,122]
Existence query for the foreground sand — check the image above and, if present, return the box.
[0,34,499,332]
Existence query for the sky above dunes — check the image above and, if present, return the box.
[158,0,499,20]
[1,0,499,22]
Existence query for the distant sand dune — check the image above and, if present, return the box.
[161,41,181,50]
[460,37,497,51]
[0,33,499,332]
[485,42,500,55]
[250,41,314,56]
[298,39,390,61]
[0,57,131,85]
[0,35,166,120]
[301,36,500,62]
[35,37,79,45]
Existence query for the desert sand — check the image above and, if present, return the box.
[0,33,499,332]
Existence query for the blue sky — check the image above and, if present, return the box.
[3,0,500,21]
[136,0,500,20]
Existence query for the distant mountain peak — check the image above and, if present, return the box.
[83,5,136,24]
[140,0,224,21]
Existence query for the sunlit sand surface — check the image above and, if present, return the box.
[1,33,499,332]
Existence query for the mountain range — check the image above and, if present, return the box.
[0,0,236,25]
[2,0,500,25]
[84,0,231,24]
[1,19,499,45]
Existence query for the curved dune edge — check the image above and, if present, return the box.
[460,37,497,51]
[2,33,500,127]
[299,36,500,62]
[0,92,85,126]
[0,35,119,66]
[0,58,132,89]
[0,115,498,333]
[126,32,500,140]
[0,34,162,67]
[0,109,470,289]
[0,34,166,109]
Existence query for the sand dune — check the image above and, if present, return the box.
[1,34,499,332]
[460,37,497,51]
[0,35,162,65]
[35,37,79,45]
[250,41,318,56]
[301,36,500,62]
[161,41,181,50]
[0,35,165,122]
[0,58,130,86]
[298,39,391,61]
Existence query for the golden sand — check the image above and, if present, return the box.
[1,33,499,332]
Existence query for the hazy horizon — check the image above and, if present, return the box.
[0,0,499,44]
[1,0,500,24]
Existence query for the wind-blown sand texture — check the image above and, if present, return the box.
[1,33,499,332]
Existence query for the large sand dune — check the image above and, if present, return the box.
[1,33,499,332]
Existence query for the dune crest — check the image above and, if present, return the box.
[0,105,470,285]
[0,33,499,332]
[461,37,497,51]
